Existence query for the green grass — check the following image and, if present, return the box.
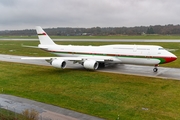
[0,40,54,57]
[0,62,180,119]
[1,35,180,39]
[0,39,180,119]
[46,35,180,39]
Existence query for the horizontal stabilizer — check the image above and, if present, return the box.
[21,44,39,48]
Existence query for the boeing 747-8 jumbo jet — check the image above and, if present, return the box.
[22,26,177,72]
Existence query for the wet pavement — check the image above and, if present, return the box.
[0,54,180,80]
[0,94,104,120]
[1,39,180,42]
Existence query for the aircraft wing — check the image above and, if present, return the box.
[21,56,121,63]
[21,57,83,61]
[21,56,121,70]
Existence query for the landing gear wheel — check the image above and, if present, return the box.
[153,68,158,72]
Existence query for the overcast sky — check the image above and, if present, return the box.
[0,0,180,30]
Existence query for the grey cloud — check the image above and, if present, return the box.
[0,0,16,6]
[1,0,180,30]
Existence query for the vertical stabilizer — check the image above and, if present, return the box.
[36,26,56,45]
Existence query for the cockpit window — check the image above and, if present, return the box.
[159,48,165,50]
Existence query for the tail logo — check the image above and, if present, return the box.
[38,33,47,35]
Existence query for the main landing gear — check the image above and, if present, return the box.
[153,64,158,72]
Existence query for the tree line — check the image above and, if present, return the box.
[1,24,180,36]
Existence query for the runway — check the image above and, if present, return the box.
[1,38,180,42]
[0,54,180,80]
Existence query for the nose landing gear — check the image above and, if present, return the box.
[153,64,158,72]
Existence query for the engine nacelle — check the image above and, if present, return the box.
[51,59,66,69]
[83,60,99,70]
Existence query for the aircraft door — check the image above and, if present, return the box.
[133,45,137,52]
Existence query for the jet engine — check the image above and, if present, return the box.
[51,59,66,69]
[83,60,99,70]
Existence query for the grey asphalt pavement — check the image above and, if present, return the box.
[1,39,180,42]
[0,94,104,120]
[0,54,180,80]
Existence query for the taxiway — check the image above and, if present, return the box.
[1,39,180,42]
[0,54,180,80]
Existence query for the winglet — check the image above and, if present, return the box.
[36,26,56,45]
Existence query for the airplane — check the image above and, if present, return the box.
[22,26,177,72]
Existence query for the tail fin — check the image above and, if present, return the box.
[36,26,56,45]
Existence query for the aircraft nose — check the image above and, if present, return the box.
[174,55,177,61]
[165,55,177,63]
[171,56,177,61]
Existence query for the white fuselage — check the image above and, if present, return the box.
[39,44,177,65]
[30,26,177,71]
